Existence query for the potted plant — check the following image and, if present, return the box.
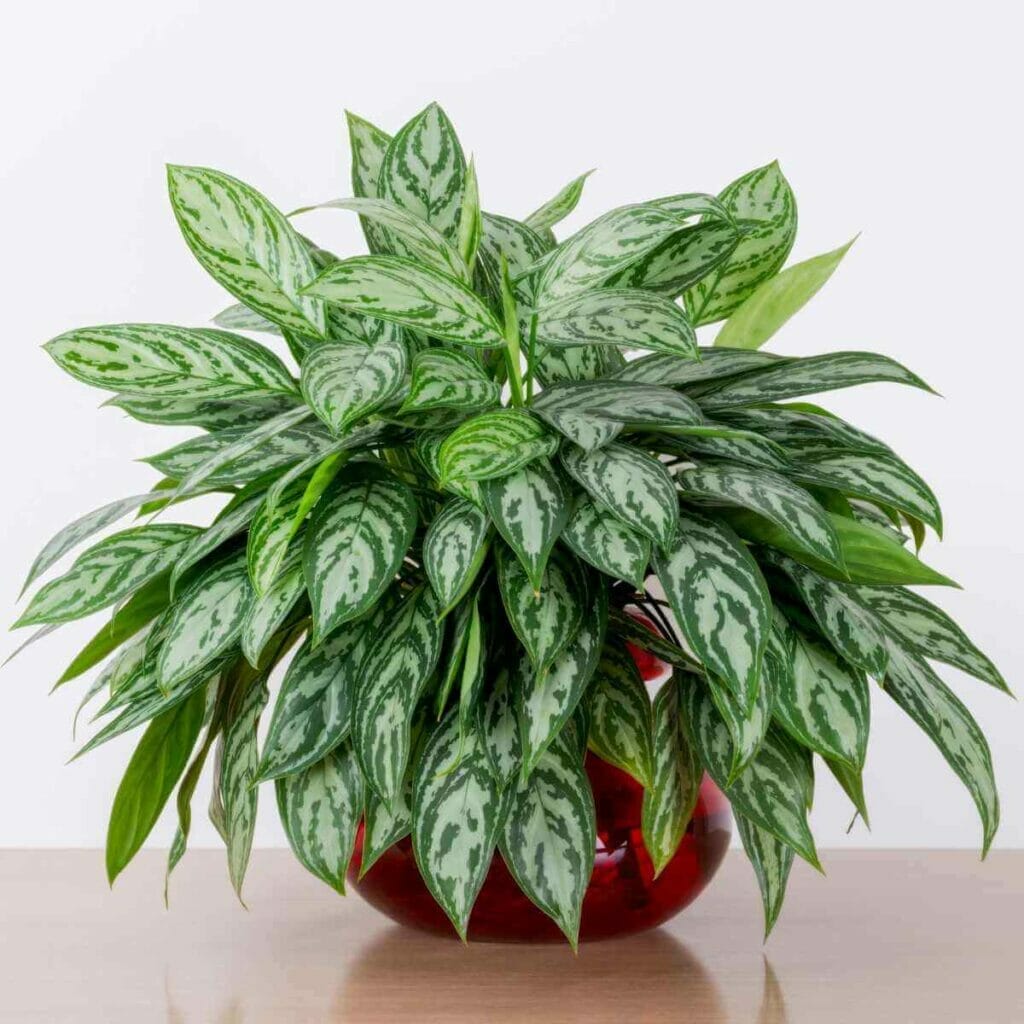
[12,102,1007,947]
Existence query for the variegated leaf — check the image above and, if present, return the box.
[515,582,607,776]
[678,462,842,568]
[706,647,775,783]
[45,324,298,400]
[499,734,596,948]
[715,238,855,350]
[275,742,363,893]
[666,425,790,471]
[734,811,794,938]
[827,755,870,824]
[438,410,557,484]
[693,351,933,410]
[400,348,499,414]
[361,787,411,878]
[561,442,678,549]
[423,498,490,614]
[458,158,482,269]
[477,668,522,785]
[883,645,999,855]
[497,546,586,674]
[352,585,444,805]
[536,204,688,304]
[415,430,482,506]
[16,525,199,628]
[587,640,655,788]
[301,329,407,434]
[221,679,269,899]
[456,598,487,746]
[212,302,282,335]
[303,255,504,347]
[615,347,782,386]
[412,713,510,938]
[641,677,702,876]
[483,459,569,590]
[533,289,698,358]
[109,392,298,432]
[561,496,651,588]
[858,587,1007,692]
[476,213,551,300]
[534,343,624,386]
[771,614,870,769]
[719,404,892,458]
[684,162,797,325]
[158,554,253,688]
[524,170,592,235]
[379,102,466,243]
[681,678,819,866]
[167,165,325,337]
[303,465,417,641]
[654,508,770,702]
[769,553,889,678]
[346,110,392,252]
[240,554,305,667]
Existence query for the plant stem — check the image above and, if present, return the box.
[525,313,539,404]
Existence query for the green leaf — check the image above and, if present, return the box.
[561,442,678,549]
[770,614,870,769]
[167,165,325,337]
[525,170,592,235]
[715,238,855,350]
[212,302,282,335]
[346,110,392,252]
[275,742,363,894]
[682,677,819,867]
[719,404,892,458]
[458,159,482,270]
[662,424,791,472]
[615,347,782,386]
[423,499,490,615]
[515,581,608,776]
[499,734,596,948]
[105,682,206,884]
[477,668,522,786]
[883,646,999,856]
[157,553,253,690]
[734,811,794,939]
[415,431,483,506]
[678,462,842,568]
[301,329,407,434]
[483,459,569,591]
[351,585,444,805]
[45,324,297,400]
[303,465,417,641]
[693,351,933,410]
[533,289,698,359]
[561,495,651,589]
[535,343,624,386]
[438,410,557,484]
[641,677,702,877]
[654,508,770,703]
[401,348,499,415]
[379,102,466,244]
[684,161,797,325]
[109,392,298,432]
[412,713,510,939]
[240,555,305,667]
[587,640,655,788]
[16,525,199,627]
[303,255,504,347]
[497,546,586,674]
[858,587,1008,693]
[476,214,551,299]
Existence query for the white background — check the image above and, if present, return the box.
[2,0,1021,856]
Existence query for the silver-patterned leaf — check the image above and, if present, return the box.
[167,165,325,337]
[535,343,624,386]
[438,410,557,484]
[678,462,841,568]
[240,554,306,667]
[158,554,253,688]
[351,585,444,805]
[706,646,775,783]
[614,347,783,386]
[524,170,592,235]
[734,810,794,939]
[654,508,770,703]
[476,213,551,300]
[45,324,298,399]
[858,587,1008,692]
[662,424,790,472]
[400,348,499,415]
[477,668,522,785]
[301,329,407,434]
[16,525,200,627]
[561,496,651,589]
[719,404,892,458]
[533,289,698,358]
[212,302,282,335]
[415,430,483,506]
[883,645,999,855]
[412,713,510,938]
[303,255,504,347]
[587,639,655,788]
[423,499,490,614]
[483,459,569,590]
[499,734,596,948]
[346,110,392,252]
[684,162,797,325]
[561,442,678,549]
[303,465,417,641]
[108,392,298,432]
[275,742,363,893]
[641,677,702,876]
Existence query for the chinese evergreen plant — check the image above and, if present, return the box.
[13,102,1008,944]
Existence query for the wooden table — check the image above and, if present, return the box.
[0,850,1020,1022]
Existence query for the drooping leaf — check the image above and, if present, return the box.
[615,346,782,386]
[239,554,306,667]
[400,348,499,414]
[423,499,490,615]
[719,404,892,458]
[524,170,592,235]
[438,410,557,484]
[561,495,651,589]
[167,165,325,337]
[477,667,522,785]
[663,425,790,472]
[734,811,794,939]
